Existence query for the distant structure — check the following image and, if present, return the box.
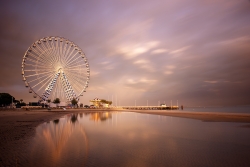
[160,104,166,107]
[90,98,101,107]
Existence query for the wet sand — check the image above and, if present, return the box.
[128,110,250,123]
[0,109,70,166]
[1,108,250,166]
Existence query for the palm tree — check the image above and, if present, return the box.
[47,99,51,108]
[71,98,78,108]
[53,98,60,107]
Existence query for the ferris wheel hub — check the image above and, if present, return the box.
[58,68,63,73]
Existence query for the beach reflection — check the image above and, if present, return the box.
[29,111,250,167]
[89,112,112,122]
[29,114,88,167]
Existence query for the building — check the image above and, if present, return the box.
[89,98,111,108]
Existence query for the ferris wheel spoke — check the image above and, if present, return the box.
[31,45,43,55]
[65,56,83,67]
[65,52,79,65]
[36,45,54,65]
[71,81,83,94]
[31,72,57,89]
[65,68,87,80]
[55,42,61,65]
[64,71,89,83]
[63,72,85,93]
[66,72,84,87]
[25,70,54,78]
[65,47,76,63]
[46,41,55,62]
[54,40,59,62]
[62,43,73,64]
[64,69,84,72]
[28,73,55,84]
[66,62,84,70]
[62,42,69,66]
[59,40,64,60]
[46,42,58,66]
[24,69,53,72]
[64,68,85,72]
[25,53,52,67]
[64,60,83,68]
[28,75,56,92]
[24,63,54,70]
[26,52,49,65]
[48,40,58,66]
[45,41,52,51]
[31,47,53,66]
[38,47,53,63]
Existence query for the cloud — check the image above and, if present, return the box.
[133,59,155,72]
[166,65,176,69]
[151,49,168,54]
[104,65,115,70]
[127,78,157,85]
[169,46,191,54]
[125,78,157,91]
[218,36,250,47]
[90,71,100,76]
[99,61,109,65]
[117,41,160,59]
[204,81,218,84]
[1,0,250,106]
[164,71,173,75]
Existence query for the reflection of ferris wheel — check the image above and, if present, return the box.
[21,36,90,102]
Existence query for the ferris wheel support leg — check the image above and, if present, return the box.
[60,71,77,102]
[41,72,60,101]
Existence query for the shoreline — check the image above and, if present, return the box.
[1,109,250,166]
[127,110,250,123]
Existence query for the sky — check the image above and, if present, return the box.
[0,0,250,107]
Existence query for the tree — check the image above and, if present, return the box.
[53,98,60,107]
[0,93,16,107]
[19,102,26,106]
[71,114,78,123]
[47,99,51,107]
[100,99,112,106]
[71,98,78,108]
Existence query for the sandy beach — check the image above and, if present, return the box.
[128,110,250,123]
[1,108,250,166]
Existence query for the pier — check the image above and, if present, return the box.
[120,106,179,110]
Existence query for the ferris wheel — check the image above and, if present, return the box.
[21,36,90,103]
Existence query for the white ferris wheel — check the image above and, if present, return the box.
[21,36,90,103]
